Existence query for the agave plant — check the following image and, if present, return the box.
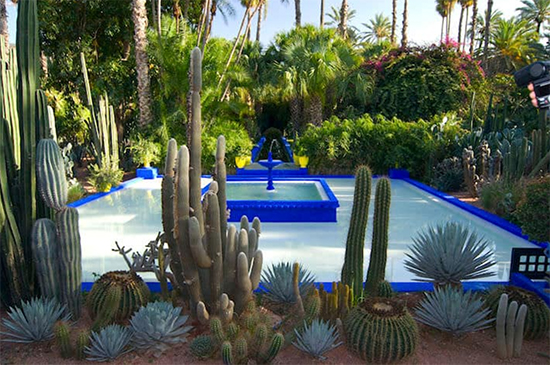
[292,319,342,359]
[261,262,316,303]
[85,324,133,362]
[0,297,70,343]
[415,286,494,336]
[404,222,496,286]
[129,301,193,353]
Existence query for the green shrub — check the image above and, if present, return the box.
[480,180,524,223]
[364,44,485,121]
[202,120,252,172]
[514,177,550,243]
[299,114,455,178]
[88,163,124,192]
[431,157,463,192]
[128,136,161,167]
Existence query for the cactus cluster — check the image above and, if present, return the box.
[160,47,262,322]
[341,166,372,296]
[496,293,528,359]
[345,297,418,363]
[87,271,150,329]
[364,177,392,296]
[31,139,82,319]
[318,282,352,322]
[484,285,549,340]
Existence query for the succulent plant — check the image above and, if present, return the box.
[484,285,550,340]
[261,262,315,304]
[404,222,496,287]
[85,324,133,362]
[190,335,215,359]
[415,286,494,336]
[345,297,418,363]
[0,297,70,343]
[293,319,342,359]
[76,330,91,360]
[129,301,193,353]
[54,321,73,358]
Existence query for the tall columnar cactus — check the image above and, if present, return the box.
[496,293,528,360]
[161,47,262,322]
[500,137,529,182]
[341,165,372,296]
[31,139,82,319]
[364,178,391,296]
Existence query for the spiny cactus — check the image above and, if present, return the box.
[364,177,391,296]
[485,286,549,340]
[341,166,372,296]
[160,47,263,322]
[87,271,150,324]
[190,335,215,359]
[36,139,67,210]
[377,280,395,298]
[76,331,90,361]
[496,293,528,359]
[319,282,352,322]
[54,321,72,359]
[31,219,59,299]
[345,297,418,363]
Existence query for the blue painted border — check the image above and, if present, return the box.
[401,178,549,249]
[67,177,145,208]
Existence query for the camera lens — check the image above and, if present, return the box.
[530,62,545,77]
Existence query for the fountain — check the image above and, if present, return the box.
[257,140,283,190]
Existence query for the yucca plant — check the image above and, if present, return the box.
[404,222,496,287]
[85,324,133,362]
[0,297,70,343]
[129,301,193,353]
[415,286,494,336]
[261,262,316,303]
[293,319,342,359]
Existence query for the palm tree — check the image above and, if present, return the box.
[482,0,493,68]
[132,0,153,127]
[206,0,236,43]
[472,8,502,51]
[362,13,391,43]
[320,0,324,28]
[281,0,301,27]
[256,1,267,42]
[325,6,360,44]
[489,17,538,72]
[338,0,349,39]
[436,2,449,42]
[458,0,473,48]
[391,0,397,44]
[402,0,408,47]
[469,0,477,54]
[517,0,550,35]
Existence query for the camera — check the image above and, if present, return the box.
[514,61,550,109]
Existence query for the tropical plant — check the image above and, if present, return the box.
[129,301,193,353]
[324,5,360,43]
[0,297,70,343]
[415,286,494,335]
[87,163,124,192]
[404,222,496,287]
[513,176,550,242]
[479,179,524,222]
[85,324,133,362]
[128,136,161,167]
[431,157,464,192]
[261,262,316,304]
[292,319,342,359]
[517,0,550,35]
[362,13,391,43]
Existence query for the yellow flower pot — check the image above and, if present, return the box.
[298,156,309,168]
[235,156,248,168]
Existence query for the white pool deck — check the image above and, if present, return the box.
[77,177,537,285]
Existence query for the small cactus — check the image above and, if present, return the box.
[75,330,90,360]
[54,321,72,359]
[190,335,215,359]
[221,341,233,365]
[496,293,528,359]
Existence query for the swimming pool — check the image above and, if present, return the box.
[74,177,538,288]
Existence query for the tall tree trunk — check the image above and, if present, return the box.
[197,0,211,49]
[0,0,8,52]
[391,0,397,44]
[218,5,250,88]
[458,6,464,46]
[132,0,153,127]
[256,4,263,42]
[174,0,182,32]
[206,0,217,45]
[446,3,452,38]
[295,0,301,27]
[309,95,323,127]
[440,16,445,42]
[290,97,303,134]
[401,0,408,48]
[246,7,252,41]
[183,0,189,19]
[338,0,348,39]
[482,0,493,70]
[470,0,477,55]
[156,0,162,35]
[320,0,324,29]
[463,6,469,51]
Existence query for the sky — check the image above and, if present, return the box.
[6,0,525,46]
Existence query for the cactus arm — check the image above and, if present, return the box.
[36,139,68,211]
[31,218,59,299]
[215,136,228,254]
[248,228,258,267]
[513,304,527,358]
[219,293,234,323]
[250,250,263,290]
[240,216,249,232]
[237,229,249,258]
[205,192,223,314]
[293,262,305,317]
[235,252,252,313]
[189,48,203,234]
[223,225,237,296]
[506,301,518,358]
[221,341,233,365]
[496,293,508,359]
[197,301,210,325]
[189,216,212,268]
[252,217,261,237]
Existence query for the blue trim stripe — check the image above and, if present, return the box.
[67,177,145,208]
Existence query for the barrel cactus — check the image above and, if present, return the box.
[345,297,418,363]
[87,271,150,324]
[484,285,550,340]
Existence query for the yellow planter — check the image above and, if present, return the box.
[235,156,248,168]
[298,156,309,168]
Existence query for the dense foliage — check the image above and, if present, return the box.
[514,177,550,242]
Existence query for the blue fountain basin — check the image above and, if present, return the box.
[222,178,339,223]
[258,159,283,170]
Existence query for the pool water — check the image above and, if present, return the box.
[227,181,323,201]
[76,178,536,285]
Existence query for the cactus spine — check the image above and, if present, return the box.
[54,321,73,359]
[364,178,391,296]
[496,293,528,359]
[341,165,372,296]
[162,48,262,322]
